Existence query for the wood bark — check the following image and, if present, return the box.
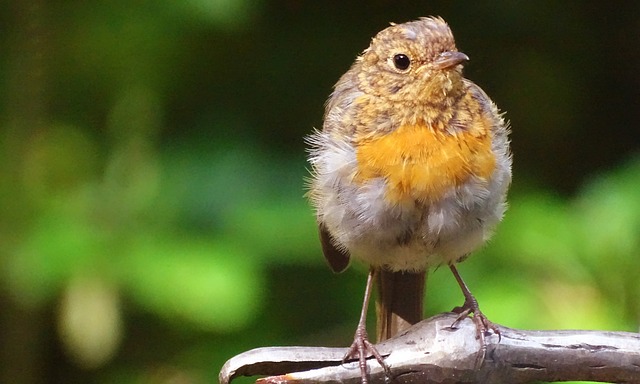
[219,313,640,384]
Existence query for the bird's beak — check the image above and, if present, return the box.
[433,51,469,70]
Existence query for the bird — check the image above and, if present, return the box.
[306,16,511,383]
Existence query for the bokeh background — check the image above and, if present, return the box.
[1,1,639,383]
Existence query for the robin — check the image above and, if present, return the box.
[306,17,512,383]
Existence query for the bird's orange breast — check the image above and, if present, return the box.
[354,123,496,204]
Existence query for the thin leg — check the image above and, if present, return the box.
[449,264,500,367]
[343,268,391,384]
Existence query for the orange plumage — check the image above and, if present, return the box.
[355,123,496,204]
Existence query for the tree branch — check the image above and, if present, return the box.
[219,313,640,384]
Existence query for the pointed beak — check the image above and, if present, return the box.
[433,51,469,70]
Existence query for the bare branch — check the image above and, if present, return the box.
[219,313,640,384]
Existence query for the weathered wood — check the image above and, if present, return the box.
[219,313,640,384]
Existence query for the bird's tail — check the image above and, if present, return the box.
[375,269,426,342]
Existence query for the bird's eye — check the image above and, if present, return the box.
[392,53,411,71]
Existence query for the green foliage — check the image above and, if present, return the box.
[123,235,263,331]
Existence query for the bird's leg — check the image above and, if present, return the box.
[343,268,391,384]
[449,264,500,367]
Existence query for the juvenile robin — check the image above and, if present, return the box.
[306,17,512,383]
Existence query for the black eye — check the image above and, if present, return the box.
[393,53,411,71]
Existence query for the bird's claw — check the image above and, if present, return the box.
[343,326,391,384]
[451,298,501,369]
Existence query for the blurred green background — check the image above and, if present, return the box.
[1,1,639,383]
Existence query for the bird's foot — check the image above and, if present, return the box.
[451,296,501,368]
[452,297,501,338]
[343,325,391,384]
